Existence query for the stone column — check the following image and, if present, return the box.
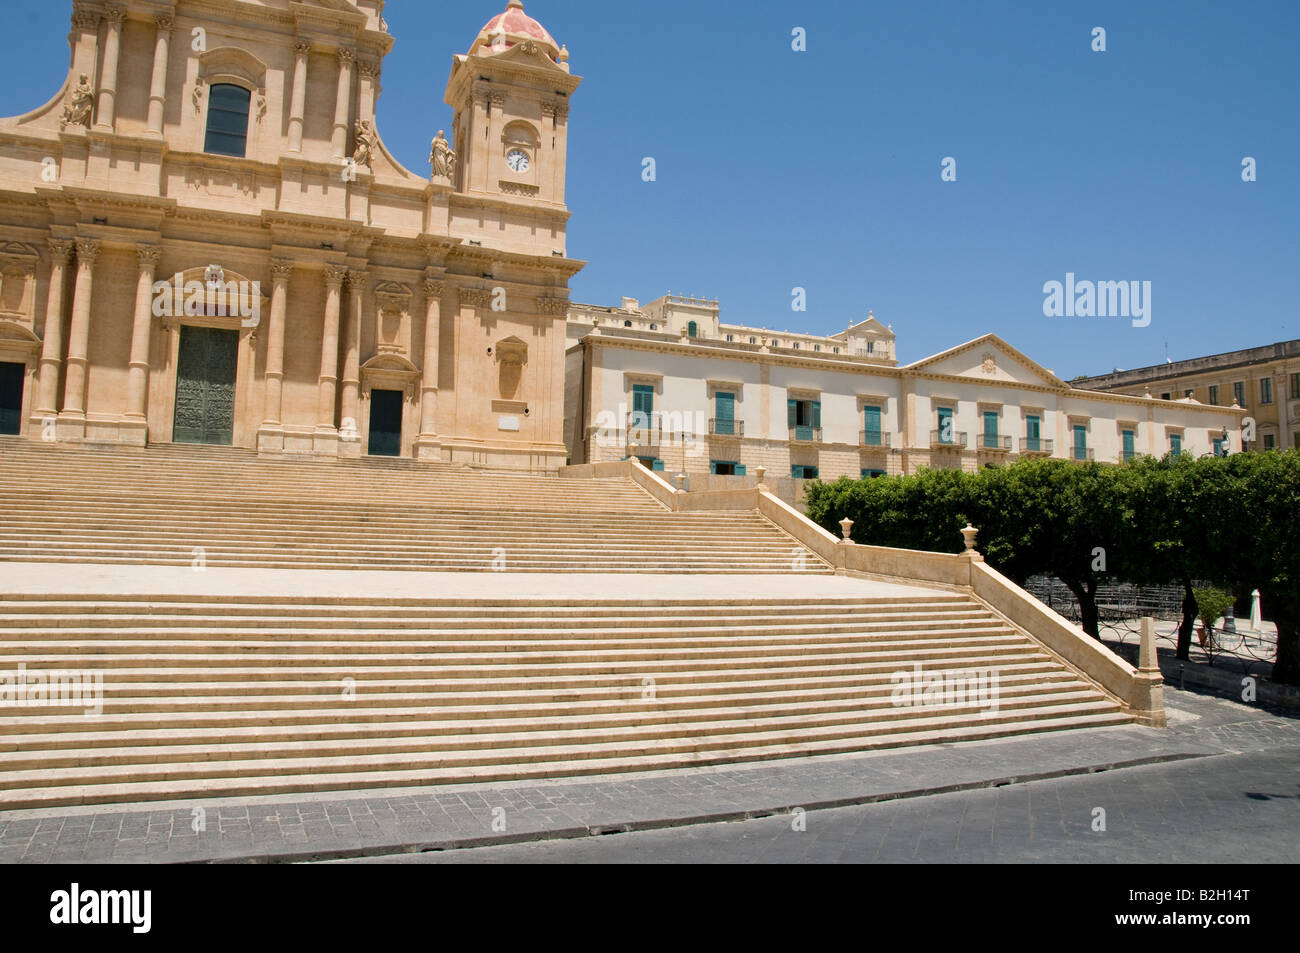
[330,47,355,158]
[357,60,379,127]
[95,4,126,130]
[145,15,173,135]
[262,259,293,428]
[415,278,443,456]
[35,239,73,418]
[125,244,160,424]
[287,39,310,153]
[316,264,347,433]
[339,268,365,449]
[60,238,99,428]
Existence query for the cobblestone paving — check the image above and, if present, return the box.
[0,685,1294,864]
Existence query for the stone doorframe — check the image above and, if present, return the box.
[359,353,420,457]
[0,320,40,438]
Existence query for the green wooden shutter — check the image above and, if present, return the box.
[1073,425,1087,460]
[1122,430,1135,460]
[937,407,953,443]
[735,464,746,476]
[863,406,881,444]
[715,392,735,435]
[787,399,797,428]
[632,385,654,416]
[812,401,821,428]
[983,412,998,439]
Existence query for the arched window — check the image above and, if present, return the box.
[687,321,698,338]
[204,84,251,157]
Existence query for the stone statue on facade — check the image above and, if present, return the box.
[352,120,377,170]
[430,129,456,180]
[61,74,94,128]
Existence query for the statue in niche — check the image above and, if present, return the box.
[61,74,94,128]
[430,130,456,180]
[352,120,377,170]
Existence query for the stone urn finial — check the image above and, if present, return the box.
[839,518,854,541]
[674,472,686,492]
[754,466,767,488]
[960,523,979,552]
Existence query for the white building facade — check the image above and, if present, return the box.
[565,295,1246,482]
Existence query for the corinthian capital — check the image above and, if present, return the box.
[136,244,161,270]
[47,238,74,264]
[74,238,100,267]
[270,258,295,282]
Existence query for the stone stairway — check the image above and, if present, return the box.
[0,440,826,573]
[0,591,1131,809]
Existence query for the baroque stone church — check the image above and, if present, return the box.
[0,0,580,469]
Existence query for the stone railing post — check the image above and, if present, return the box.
[1129,616,1167,726]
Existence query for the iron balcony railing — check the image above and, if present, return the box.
[1070,446,1095,461]
[789,426,823,443]
[860,430,891,447]
[930,429,968,448]
[709,418,744,437]
[977,433,1012,451]
[1020,437,1054,454]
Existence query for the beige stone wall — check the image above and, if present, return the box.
[0,1,582,468]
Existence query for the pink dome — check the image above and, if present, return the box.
[475,1,560,59]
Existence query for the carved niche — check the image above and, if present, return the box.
[0,242,40,327]
[373,282,412,356]
[494,335,528,401]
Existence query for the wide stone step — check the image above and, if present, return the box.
[0,689,1111,770]
[0,709,1135,809]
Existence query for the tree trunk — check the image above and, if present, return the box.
[1064,577,1101,639]
[1270,601,1300,686]
[1176,579,1196,661]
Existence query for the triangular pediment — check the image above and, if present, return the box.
[905,334,1066,388]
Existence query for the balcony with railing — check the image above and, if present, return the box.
[930,429,968,449]
[1070,446,1095,462]
[976,433,1012,452]
[860,430,891,448]
[709,418,744,438]
[1020,436,1054,455]
[789,426,823,443]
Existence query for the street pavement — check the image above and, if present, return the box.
[2,682,1296,864]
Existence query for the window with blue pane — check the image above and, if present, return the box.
[792,465,818,479]
[204,84,251,158]
[1121,429,1135,461]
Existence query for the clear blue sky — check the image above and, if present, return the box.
[1,1,1295,376]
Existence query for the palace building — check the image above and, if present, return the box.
[0,0,581,470]
[564,294,1247,481]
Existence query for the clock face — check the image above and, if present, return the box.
[506,149,530,173]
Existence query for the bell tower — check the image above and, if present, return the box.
[444,1,580,214]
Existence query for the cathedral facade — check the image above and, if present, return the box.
[0,0,580,469]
